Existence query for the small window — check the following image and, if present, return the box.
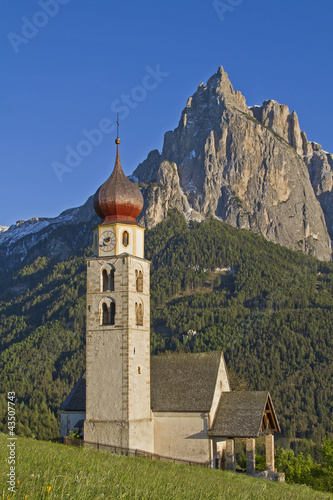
[138,366,141,374]
[122,231,129,247]
[135,302,143,326]
[220,380,223,390]
[136,270,143,292]
[102,303,109,325]
[102,269,108,292]
[110,269,115,292]
[110,302,115,325]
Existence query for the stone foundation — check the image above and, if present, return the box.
[256,470,285,482]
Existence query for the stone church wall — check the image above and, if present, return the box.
[153,412,212,463]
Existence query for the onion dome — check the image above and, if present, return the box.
[94,139,143,224]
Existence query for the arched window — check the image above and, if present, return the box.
[102,303,109,325]
[102,270,108,292]
[136,270,143,293]
[101,301,116,325]
[110,269,115,292]
[135,302,143,326]
[110,302,115,325]
[122,231,129,247]
[101,267,115,292]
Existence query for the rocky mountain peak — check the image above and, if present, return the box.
[177,67,248,137]
[209,66,248,109]
[133,67,332,261]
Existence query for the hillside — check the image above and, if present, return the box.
[0,210,332,444]
[0,433,331,499]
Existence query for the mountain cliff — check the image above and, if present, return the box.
[0,198,98,277]
[134,67,332,261]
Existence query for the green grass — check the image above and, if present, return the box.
[1,434,332,500]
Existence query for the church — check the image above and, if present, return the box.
[60,137,281,475]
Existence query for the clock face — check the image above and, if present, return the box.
[99,230,117,253]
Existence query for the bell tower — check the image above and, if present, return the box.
[84,138,153,452]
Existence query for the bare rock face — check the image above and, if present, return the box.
[251,100,304,155]
[251,100,333,244]
[303,142,333,239]
[138,160,203,228]
[134,67,332,261]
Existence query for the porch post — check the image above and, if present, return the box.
[265,434,275,471]
[246,438,256,476]
[225,439,235,472]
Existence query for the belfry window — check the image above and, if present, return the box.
[110,269,115,291]
[110,302,115,325]
[101,268,115,292]
[135,302,143,326]
[101,301,116,325]
[122,231,129,247]
[102,303,109,325]
[136,270,143,293]
[102,270,108,292]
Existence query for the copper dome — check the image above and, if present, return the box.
[93,142,143,224]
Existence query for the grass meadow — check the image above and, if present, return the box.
[1,433,332,499]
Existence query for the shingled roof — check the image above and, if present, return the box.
[150,351,224,412]
[59,373,86,411]
[210,391,280,438]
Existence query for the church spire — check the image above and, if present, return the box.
[93,127,143,225]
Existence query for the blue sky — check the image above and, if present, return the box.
[1,0,333,226]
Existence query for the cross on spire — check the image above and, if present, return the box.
[115,113,120,145]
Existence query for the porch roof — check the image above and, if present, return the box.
[209,391,280,438]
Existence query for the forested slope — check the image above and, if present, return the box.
[0,210,332,442]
